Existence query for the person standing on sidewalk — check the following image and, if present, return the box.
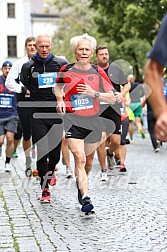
[0,61,18,172]
[20,34,68,203]
[144,14,167,142]
[5,37,36,170]
[55,33,116,213]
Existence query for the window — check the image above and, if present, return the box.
[7,3,15,18]
[7,36,17,57]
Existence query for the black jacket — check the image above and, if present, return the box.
[20,54,68,112]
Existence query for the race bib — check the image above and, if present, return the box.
[120,105,126,115]
[0,96,12,108]
[71,94,93,110]
[38,72,57,88]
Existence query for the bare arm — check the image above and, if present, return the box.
[54,84,66,114]
[145,59,167,141]
[144,59,167,116]
[121,82,131,97]
[5,62,23,93]
[76,83,116,104]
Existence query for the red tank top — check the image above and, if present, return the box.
[57,64,113,116]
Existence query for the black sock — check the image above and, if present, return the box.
[107,149,113,156]
[5,157,11,164]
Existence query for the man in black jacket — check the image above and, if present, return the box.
[20,34,68,203]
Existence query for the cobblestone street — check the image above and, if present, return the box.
[0,132,167,252]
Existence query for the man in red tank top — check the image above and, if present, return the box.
[55,33,115,213]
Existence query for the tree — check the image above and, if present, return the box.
[91,0,167,79]
[46,0,107,62]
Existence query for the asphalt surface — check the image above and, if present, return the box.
[0,131,167,252]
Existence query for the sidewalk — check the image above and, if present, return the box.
[0,132,167,252]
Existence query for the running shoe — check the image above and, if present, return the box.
[119,163,127,173]
[32,169,38,178]
[106,150,115,170]
[5,163,12,172]
[40,188,51,203]
[138,128,145,139]
[66,167,73,178]
[47,172,57,186]
[12,151,18,158]
[81,196,94,213]
[126,139,130,144]
[25,167,32,177]
[154,147,160,153]
[101,170,108,181]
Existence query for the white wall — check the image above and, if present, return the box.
[32,19,59,37]
[0,0,32,66]
[0,0,60,67]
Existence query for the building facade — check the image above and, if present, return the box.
[0,0,60,66]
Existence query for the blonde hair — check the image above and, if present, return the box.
[70,33,97,52]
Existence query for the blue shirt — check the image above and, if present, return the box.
[0,75,17,119]
[147,14,167,67]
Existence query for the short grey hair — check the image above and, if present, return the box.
[70,33,97,52]
[36,34,52,45]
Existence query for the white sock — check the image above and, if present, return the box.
[82,195,89,199]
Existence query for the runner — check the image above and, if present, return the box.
[5,37,36,170]
[95,45,130,180]
[114,88,130,172]
[20,34,68,203]
[0,61,18,172]
[55,33,116,213]
[128,74,146,141]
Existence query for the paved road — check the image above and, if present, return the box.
[0,131,167,252]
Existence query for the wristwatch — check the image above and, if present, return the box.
[94,91,101,99]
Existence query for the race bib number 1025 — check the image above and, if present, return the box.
[71,94,93,110]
